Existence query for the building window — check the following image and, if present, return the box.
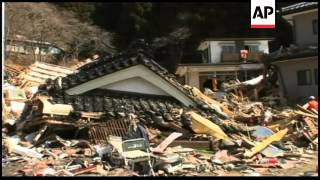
[248,45,260,52]
[297,70,312,86]
[315,69,318,85]
[202,48,209,63]
[313,19,318,34]
[222,45,236,53]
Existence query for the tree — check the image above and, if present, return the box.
[5,2,114,65]
[6,2,293,71]
[87,3,292,71]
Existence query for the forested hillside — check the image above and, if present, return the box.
[5,2,293,71]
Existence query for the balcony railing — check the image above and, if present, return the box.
[221,52,264,63]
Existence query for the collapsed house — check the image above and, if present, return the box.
[16,40,235,144]
[4,40,318,177]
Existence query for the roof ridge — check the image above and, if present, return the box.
[281,2,318,14]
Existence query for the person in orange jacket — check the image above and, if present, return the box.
[303,96,318,112]
[212,75,218,91]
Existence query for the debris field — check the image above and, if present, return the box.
[2,45,318,177]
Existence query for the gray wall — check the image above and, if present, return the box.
[294,11,318,46]
[276,57,318,104]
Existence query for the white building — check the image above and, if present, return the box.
[270,2,318,104]
[6,38,63,56]
[176,37,273,91]
[197,38,271,64]
[281,2,318,47]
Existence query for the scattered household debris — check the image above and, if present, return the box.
[2,44,318,176]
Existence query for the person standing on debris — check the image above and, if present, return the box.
[240,46,249,63]
[262,108,273,126]
[212,75,218,91]
[303,96,318,112]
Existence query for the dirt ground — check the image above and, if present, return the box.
[199,151,318,176]
[2,151,318,176]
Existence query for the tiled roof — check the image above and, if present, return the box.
[281,2,318,15]
[58,51,195,101]
[42,40,227,120]
[46,41,194,101]
[267,45,318,62]
[53,93,185,124]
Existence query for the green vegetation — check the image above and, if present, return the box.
[6,2,294,71]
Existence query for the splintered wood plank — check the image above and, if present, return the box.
[190,87,227,117]
[25,119,80,128]
[168,122,193,137]
[303,117,318,136]
[28,71,55,80]
[24,75,46,83]
[34,61,74,74]
[220,103,234,116]
[294,110,318,119]
[30,66,70,77]
[186,111,230,141]
[244,128,288,158]
[297,104,317,115]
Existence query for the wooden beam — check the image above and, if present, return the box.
[244,128,288,158]
[24,75,45,83]
[294,110,318,119]
[297,104,317,115]
[168,123,193,137]
[186,111,230,141]
[303,117,318,137]
[27,71,55,80]
[71,165,97,176]
[33,61,74,74]
[254,88,259,101]
[30,66,70,77]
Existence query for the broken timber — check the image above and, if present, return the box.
[244,128,288,158]
[297,104,317,115]
[303,117,318,137]
[294,110,318,119]
[189,87,228,118]
[186,111,230,141]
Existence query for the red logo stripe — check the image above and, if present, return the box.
[251,25,275,28]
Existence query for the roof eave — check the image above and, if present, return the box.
[201,37,275,41]
[282,8,318,18]
[271,55,318,64]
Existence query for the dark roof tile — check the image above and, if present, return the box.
[267,45,318,62]
[281,2,318,15]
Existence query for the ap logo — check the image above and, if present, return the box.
[251,0,275,28]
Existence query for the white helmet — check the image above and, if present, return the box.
[309,96,315,100]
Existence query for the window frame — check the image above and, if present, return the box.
[315,68,318,85]
[313,19,318,34]
[202,47,210,63]
[221,45,236,53]
[297,69,312,86]
[248,45,260,52]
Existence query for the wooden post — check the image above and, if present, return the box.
[254,88,259,101]
[188,71,200,89]
[239,89,244,101]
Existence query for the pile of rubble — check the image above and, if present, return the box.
[2,45,318,177]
